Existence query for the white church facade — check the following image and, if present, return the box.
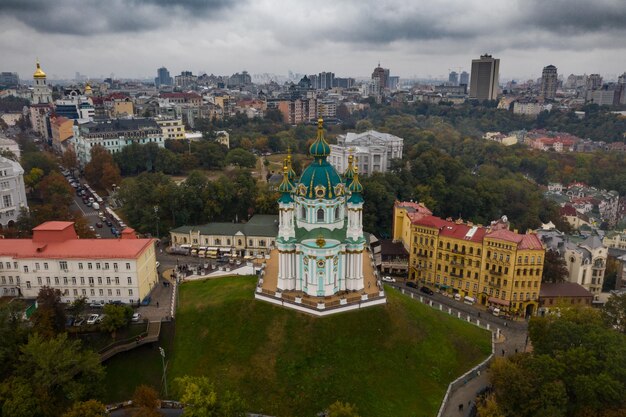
[276,119,367,296]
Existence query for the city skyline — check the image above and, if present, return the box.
[1,0,626,81]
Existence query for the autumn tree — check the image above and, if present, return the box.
[131,385,161,417]
[31,287,66,338]
[84,145,121,192]
[38,171,73,209]
[326,400,361,417]
[60,148,79,173]
[175,376,246,417]
[61,400,107,417]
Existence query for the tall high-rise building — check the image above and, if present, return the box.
[586,74,603,91]
[0,72,19,87]
[448,71,458,85]
[459,71,469,86]
[540,65,558,100]
[469,54,500,100]
[318,72,335,90]
[155,67,172,87]
[371,63,389,95]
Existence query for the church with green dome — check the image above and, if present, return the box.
[276,118,367,297]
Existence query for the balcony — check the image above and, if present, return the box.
[450,271,464,278]
[489,269,502,276]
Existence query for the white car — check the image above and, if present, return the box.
[382,276,396,283]
[86,314,100,325]
[131,313,141,322]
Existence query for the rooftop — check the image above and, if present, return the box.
[170,214,278,238]
[540,282,593,298]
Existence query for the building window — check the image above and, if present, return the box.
[96,263,101,270]
[128,289,133,296]
[127,277,132,285]
[115,277,119,285]
[43,263,48,270]
[126,263,131,270]
[90,289,95,296]
[23,266,28,273]
[113,263,118,271]
[88,263,93,270]
[335,206,340,220]
[97,277,102,285]
[317,209,324,222]
[78,263,83,270]
[73,289,78,296]
[54,277,59,285]
[88,277,94,284]
[116,289,121,296]
[63,277,68,284]
[301,206,306,219]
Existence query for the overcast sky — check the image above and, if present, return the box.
[2,0,626,82]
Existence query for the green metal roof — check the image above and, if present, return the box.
[295,224,347,243]
[170,214,278,237]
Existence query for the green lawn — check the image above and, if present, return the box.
[166,276,491,417]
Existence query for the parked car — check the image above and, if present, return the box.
[96,222,103,228]
[109,300,123,305]
[382,276,395,283]
[156,261,160,269]
[89,300,104,308]
[86,314,100,325]
[73,317,85,327]
[419,286,434,295]
[111,227,118,235]
[95,233,101,239]
[406,281,418,289]
[89,226,95,232]
[105,219,113,227]
[131,313,141,322]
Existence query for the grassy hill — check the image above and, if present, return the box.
[167,276,491,417]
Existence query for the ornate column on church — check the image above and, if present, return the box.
[277,164,296,290]
[345,167,365,291]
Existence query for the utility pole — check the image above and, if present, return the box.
[159,346,168,398]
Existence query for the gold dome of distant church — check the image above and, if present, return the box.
[33,61,46,79]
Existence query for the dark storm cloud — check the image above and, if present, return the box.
[0,0,239,35]
[521,0,626,33]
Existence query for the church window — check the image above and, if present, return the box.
[301,206,306,219]
[334,207,339,221]
[317,209,324,222]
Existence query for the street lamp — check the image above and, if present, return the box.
[153,205,159,238]
[159,346,168,398]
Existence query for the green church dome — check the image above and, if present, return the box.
[295,118,344,200]
[298,158,343,199]
[309,118,331,157]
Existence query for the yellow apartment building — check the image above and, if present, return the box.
[393,201,545,317]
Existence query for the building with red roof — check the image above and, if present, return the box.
[0,221,158,305]
[393,201,546,317]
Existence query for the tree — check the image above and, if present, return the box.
[131,385,161,417]
[66,297,88,321]
[541,249,569,283]
[0,377,42,417]
[31,286,66,339]
[24,167,44,194]
[84,145,121,192]
[0,300,29,377]
[100,304,133,339]
[602,293,626,333]
[175,376,246,417]
[225,148,256,168]
[61,400,107,417]
[14,333,104,417]
[60,148,79,173]
[38,171,73,209]
[326,400,360,417]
